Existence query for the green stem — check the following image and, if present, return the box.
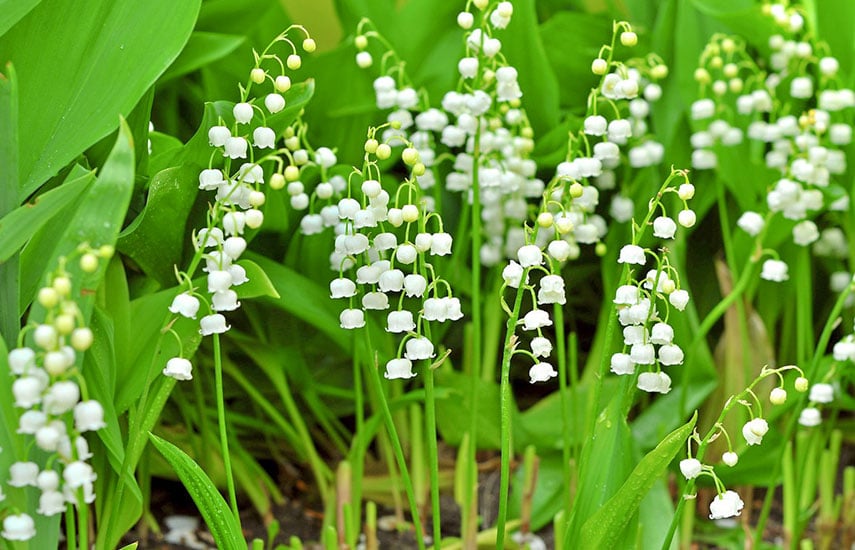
[496,275,529,549]
[79,496,89,550]
[365,341,426,550]
[465,91,484,549]
[554,304,572,517]
[423,356,442,546]
[213,333,240,523]
[66,506,77,550]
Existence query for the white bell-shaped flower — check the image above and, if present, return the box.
[502,260,527,288]
[212,290,240,312]
[385,358,417,379]
[742,418,769,445]
[709,490,744,519]
[43,381,80,415]
[208,126,230,147]
[404,274,427,297]
[386,311,416,334]
[809,383,834,403]
[1,514,36,541]
[798,407,822,426]
[35,424,63,452]
[537,275,566,305]
[659,344,684,365]
[531,337,553,358]
[207,270,233,293]
[233,102,254,124]
[169,292,200,319]
[339,309,365,330]
[522,309,552,330]
[37,470,60,491]
[330,278,357,298]
[17,410,47,434]
[223,237,247,260]
[618,245,646,265]
[679,458,702,479]
[223,136,248,159]
[610,353,635,375]
[63,461,97,489]
[199,314,230,335]
[265,93,285,113]
[362,292,389,310]
[9,462,39,487]
[74,400,106,432]
[636,371,672,393]
[163,357,193,381]
[529,362,557,383]
[405,337,435,361]
[423,298,448,322]
[38,490,66,516]
[253,127,276,149]
[198,169,226,190]
[228,264,248,286]
[8,347,36,375]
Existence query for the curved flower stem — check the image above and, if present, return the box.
[752,277,855,541]
[212,333,240,523]
[496,273,530,549]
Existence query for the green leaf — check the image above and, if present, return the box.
[244,252,347,348]
[0,166,96,262]
[234,259,280,299]
[579,412,698,548]
[0,0,40,36]
[20,120,135,321]
[496,0,561,136]
[149,433,247,550]
[117,165,199,285]
[161,32,246,82]
[0,0,201,197]
[568,395,635,540]
[539,12,612,110]
[0,62,20,347]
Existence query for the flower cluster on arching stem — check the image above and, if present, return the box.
[690,8,854,287]
[610,170,696,394]
[2,247,111,541]
[164,27,317,380]
[327,128,462,380]
[678,364,809,521]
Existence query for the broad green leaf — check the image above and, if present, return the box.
[117,165,199,285]
[567,393,634,540]
[149,433,247,550]
[0,0,201,197]
[244,252,348,349]
[0,0,40,36]
[234,259,281,299]
[150,80,314,174]
[0,167,96,262]
[690,0,779,51]
[806,0,855,80]
[539,12,611,110]
[20,120,135,321]
[579,412,697,548]
[161,32,246,82]
[0,62,20,347]
[496,0,561,136]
